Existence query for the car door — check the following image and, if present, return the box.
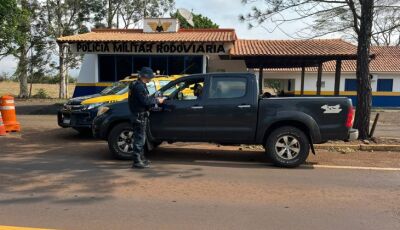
[203,75,258,143]
[149,76,207,141]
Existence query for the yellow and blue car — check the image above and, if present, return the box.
[58,75,182,133]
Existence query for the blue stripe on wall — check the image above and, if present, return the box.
[348,96,400,107]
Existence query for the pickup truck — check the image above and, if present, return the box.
[92,73,358,168]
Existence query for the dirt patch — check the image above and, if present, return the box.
[0,81,75,98]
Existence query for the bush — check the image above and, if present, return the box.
[32,88,50,99]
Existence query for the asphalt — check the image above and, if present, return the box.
[0,115,399,229]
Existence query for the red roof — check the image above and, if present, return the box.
[57,28,237,43]
[230,39,358,57]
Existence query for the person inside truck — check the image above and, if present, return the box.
[192,83,203,99]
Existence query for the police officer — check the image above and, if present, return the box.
[128,67,165,169]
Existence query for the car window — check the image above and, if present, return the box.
[100,82,129,95]
[146,81,157,94]
[209,77,247,99]
[158,80,170,88]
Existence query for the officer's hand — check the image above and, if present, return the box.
[157,97,166,104]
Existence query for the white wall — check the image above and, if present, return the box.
[77,54,98,83]
[256,70,400,93]
[207,55,248,72]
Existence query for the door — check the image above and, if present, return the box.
[203,75,258,143]
[149,76,206,141]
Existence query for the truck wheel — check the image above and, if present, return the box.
[108,122,134,160]
[265,126,310,168]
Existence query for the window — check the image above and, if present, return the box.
[146,81,157,94]
[185,56,203,74]
[161,78,204,100]
[345,79,357,91]
[377,79,393,92]
[133,56,150,73]
[99,55,204,82]
[209,77,247,99]
[158,80,170,88]
[168,56,184,75]
[116,56,133,80]
[151,56,168,75]
[99,55,115,82]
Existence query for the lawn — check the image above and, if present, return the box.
[0,81,76,98]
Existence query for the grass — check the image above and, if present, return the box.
[0,81,76,99]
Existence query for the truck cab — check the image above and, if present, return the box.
[93,73,358,167]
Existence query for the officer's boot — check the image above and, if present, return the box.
[140,152,151,165]
[132,154,150,169]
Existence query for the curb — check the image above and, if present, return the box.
[315,144,400,151]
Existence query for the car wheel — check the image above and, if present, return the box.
[108,122,134,160]
[265,126,310,168]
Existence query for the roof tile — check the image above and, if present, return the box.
[57,28,237,43]
[230,39,358,57]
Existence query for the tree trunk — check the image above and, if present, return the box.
[107,0,113,28]
[18,51,29,98]
[354,0,374,139]
[59,44,66,99]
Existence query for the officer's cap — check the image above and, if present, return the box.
[138,67,155,79]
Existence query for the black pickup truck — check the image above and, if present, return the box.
[93,73,358,167]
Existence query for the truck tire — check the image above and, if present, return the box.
[265,126,310,168]
[108,122,134,160]
[107,122,160,160]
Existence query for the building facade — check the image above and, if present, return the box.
[57,18,400,107]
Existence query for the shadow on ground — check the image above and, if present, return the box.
[0,127,298,205]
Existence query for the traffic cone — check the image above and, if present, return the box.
[0,113,6,136]
[0,95,20,132]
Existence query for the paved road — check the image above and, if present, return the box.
[0,115,399,230]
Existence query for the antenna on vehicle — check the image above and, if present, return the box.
[178,8,194,27]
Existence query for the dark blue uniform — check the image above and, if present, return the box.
[128,80,157,165]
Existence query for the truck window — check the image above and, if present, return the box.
[162,78,204,100]
[209,77,247,99]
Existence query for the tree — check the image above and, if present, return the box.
[0,0,49,98]
[119,0,175,29]
[43,0,94,98]
[94,0,175,29]
[0,0,20,56]
[240,0,400,139]
[172,11,219,29]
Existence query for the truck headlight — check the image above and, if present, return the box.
[97,106,110,116]
[86,103,104,110]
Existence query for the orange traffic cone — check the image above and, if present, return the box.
[0,113,6,136]
[0,95,20,132]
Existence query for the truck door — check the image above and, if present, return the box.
[203,75,258,143]
[149,76,207,141]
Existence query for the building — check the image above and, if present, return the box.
[258,46,400,107]
[57,18,400,107]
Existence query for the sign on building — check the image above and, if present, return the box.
[143,18,179,33]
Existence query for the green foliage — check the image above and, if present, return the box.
[0,0,20,55]
[264,80,282,93]
[115,0,175,29]
[32,88,50,99]
[172,11,219,29]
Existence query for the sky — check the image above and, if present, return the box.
[0,0,309,77]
